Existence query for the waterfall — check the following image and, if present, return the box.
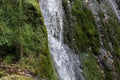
[109,0,120,21]
[39,0,85,80]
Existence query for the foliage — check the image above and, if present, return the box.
[3,54,15,63]
[80,53,103,80]
[62,0,105,79]
[0,0,57,80]
[63,0,100,54]
[99,11,120,78]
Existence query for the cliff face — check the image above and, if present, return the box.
[0,0,56,80]
[1,0,120,80]
[63,0,120,80]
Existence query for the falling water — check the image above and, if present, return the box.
[109,0,120,21]
[39,0,85,80]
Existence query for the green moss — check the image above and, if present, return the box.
[80,53,103,80]
[63,0,100,54]
[99,11,120,78]
[3,54,15,63]
[0,0,57,80]
[62,0,119,79]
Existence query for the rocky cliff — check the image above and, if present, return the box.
[1,0,120,80]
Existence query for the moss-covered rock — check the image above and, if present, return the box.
[63,0,100,55]
[0,0,57,80]
[62,0,120,79]
[80,53,104,80]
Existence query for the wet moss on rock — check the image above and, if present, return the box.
[0,0,57,80]
[62,0,120,79]
[63,0,100,55]
[80,53,104,80]
[62,0,103,79]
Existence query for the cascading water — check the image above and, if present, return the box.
[109,0,120,21]
[39,0,85,80]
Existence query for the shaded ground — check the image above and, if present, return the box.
[0,62,45,80]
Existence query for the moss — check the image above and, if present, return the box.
[99,11,120,78]
[62,0,120,79]
[0,0,57,80]
[104,71,114,80]
[63,0,100,54]
[80,53,103,80]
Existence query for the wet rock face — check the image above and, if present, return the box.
[99,48,114,71]
[116,0,120,9]
[85,0,120,79]
[62,0,120,80]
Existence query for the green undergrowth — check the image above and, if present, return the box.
[98,11,120,79]
[62,0,103,79]
[63,0,100,55]
[0,0,57,80]
[80,53,103,80]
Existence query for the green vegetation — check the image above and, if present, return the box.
[63,0,100,54]
[98,11,120,79]
[62,0,103,79]
[80,53,103,80]
[1,0,120,80]
[62,0,120,79]
[0,0,57,80]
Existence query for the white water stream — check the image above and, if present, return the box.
[39,0,85,80]
[109,0,120,21]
